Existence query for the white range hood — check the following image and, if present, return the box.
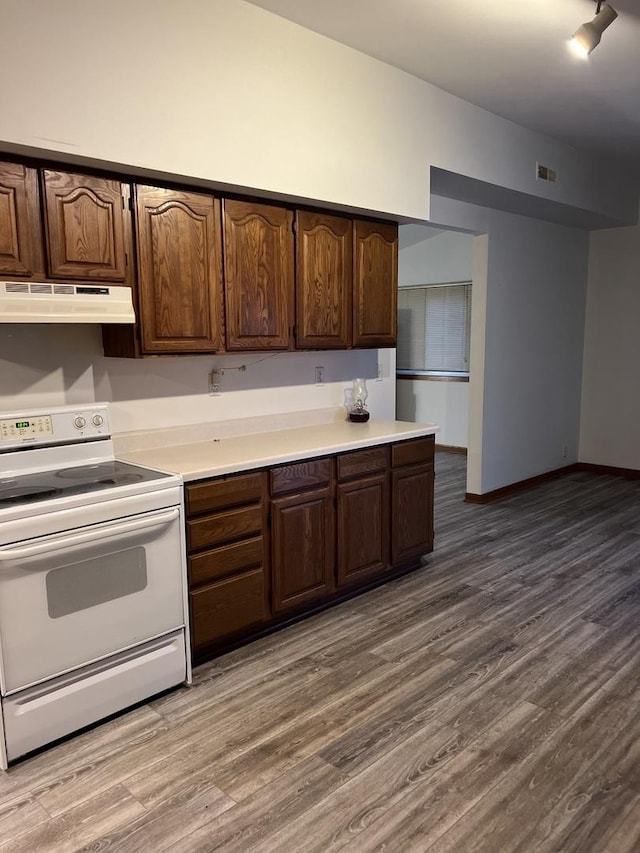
[0,281,136,324]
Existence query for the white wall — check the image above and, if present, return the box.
[0,0,630,485]
[397,227,473,447]
[397,379,469,448]
[0,0,637,225]
[399,228,474,286]
[430,196,589,495]
[579,226,640,470]
[0,327,396,433]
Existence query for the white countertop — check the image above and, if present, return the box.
[117,419,438,482]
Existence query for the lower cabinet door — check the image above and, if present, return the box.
[391,463,434,565]
[190,567,267,654]
[271,487,335,613]
[337,473,389,587]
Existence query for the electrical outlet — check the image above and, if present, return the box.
[562,445,568,459]
[208,370,221,396]
[315,366,325,385]
[376,361,384,381]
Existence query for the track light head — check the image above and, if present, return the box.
[570,1,618,57]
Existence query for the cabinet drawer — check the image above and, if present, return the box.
[391,436,435,468]
[189,536,264,588]
[337,446,388,481]
[270,458,333,496]
[190,568,267,652]
[186,472,263,516]
[187,505,263,552]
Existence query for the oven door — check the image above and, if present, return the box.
[0,505,185,694]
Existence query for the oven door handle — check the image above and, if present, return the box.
[0,508,180,562]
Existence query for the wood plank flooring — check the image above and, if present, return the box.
[1,453,639,852]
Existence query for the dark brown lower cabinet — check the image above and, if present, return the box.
[337,473,389,587]
[185,472,269,660]
[190,568,267,651]
[391,462,434,565]
[271,486,335,613]
[186,436,434,663]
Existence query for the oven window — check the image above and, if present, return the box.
[46,548,148,618]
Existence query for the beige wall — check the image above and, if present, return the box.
[0,0,636,225]
[0,0,636,485]
[579,226,640,469]
[431,196,589,495]
[0,326,396,433]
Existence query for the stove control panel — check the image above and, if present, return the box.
[0,416,53,440]
[0,404,111,450]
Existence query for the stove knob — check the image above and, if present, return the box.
[74,415,87,430]
[92,414,104,427]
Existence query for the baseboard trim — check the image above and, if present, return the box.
[435,444,467,455]
[465,463,579,504]
[577,462,640,480]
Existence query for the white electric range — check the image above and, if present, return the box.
[0,403,191,769]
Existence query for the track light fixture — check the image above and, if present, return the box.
[570,0,618,57]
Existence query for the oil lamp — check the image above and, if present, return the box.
[348,377,370,423]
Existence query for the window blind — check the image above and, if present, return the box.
[397,283,471,373]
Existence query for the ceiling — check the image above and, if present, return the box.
[247,0,640,176]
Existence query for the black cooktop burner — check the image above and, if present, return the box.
[0,486,63,504]
[56,463,145,485]
[0,460,171,508]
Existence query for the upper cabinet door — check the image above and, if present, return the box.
[42,170,128,281]
[135,186,223,353]
[353,219,398,348]
[223,199,293,351]
[0,162,44,278]
[296,211,352,349]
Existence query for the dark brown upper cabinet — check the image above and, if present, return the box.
[353,219,398,348]
[135,185,223,353]
[223,199,294,351]
[1,152,401,356]
[296,210,352,349]
[0,161,45,278]
[41,169,129,281]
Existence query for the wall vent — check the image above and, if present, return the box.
[536,163,557,183]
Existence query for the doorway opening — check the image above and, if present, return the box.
[396,224,474,457]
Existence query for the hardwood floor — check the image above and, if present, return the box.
[1,453,639,852]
